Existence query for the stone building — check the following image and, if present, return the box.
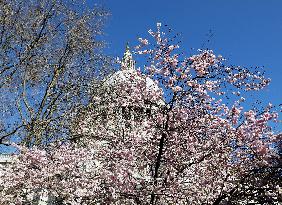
[76,44,164,140]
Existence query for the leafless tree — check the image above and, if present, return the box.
[0,0,112,149]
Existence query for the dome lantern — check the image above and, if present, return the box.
[121,43,135,70]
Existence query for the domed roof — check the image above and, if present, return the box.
[104,45,160,93]
[105,69,160,92]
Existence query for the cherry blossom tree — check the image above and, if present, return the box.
[1,23,281,204]
[0,143,109,204]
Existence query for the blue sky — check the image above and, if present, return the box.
[96,0,282,108]
[1,0,281,153]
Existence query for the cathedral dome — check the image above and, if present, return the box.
[104,44,160,93]
[105,69,160,93]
